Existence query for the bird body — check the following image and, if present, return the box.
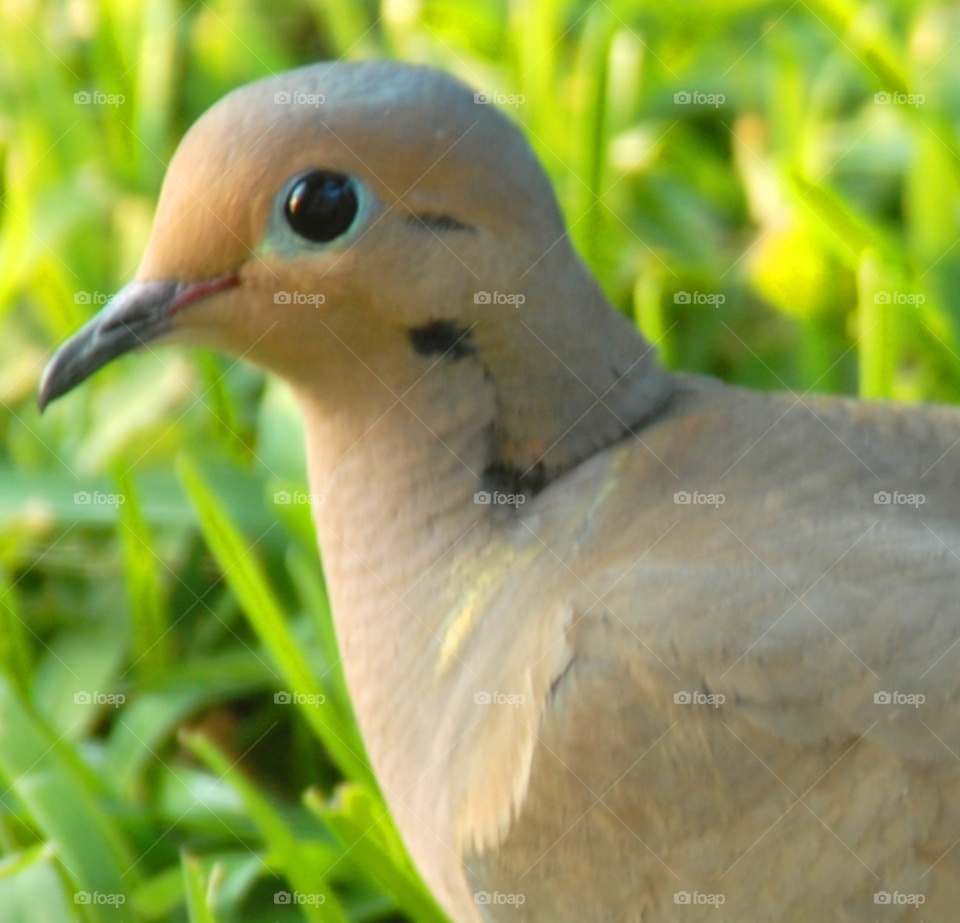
[306,364,960,923]
[40,60,960,922]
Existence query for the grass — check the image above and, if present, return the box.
[0,0,957,920]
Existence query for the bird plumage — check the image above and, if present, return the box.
[39,59,960,922]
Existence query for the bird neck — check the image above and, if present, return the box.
[290,276,673,909]
[295,332,495,648]
[469,248,674,485]
[291,266,673,683]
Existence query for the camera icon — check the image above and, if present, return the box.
[873,291,891,304]
[874,92,891,104]
[474,93,491,104]
[74,291,92,304]
[275,691,292,704]
[474,691,492,704]
[474,291,492,304]
[474,891,491,904]
[874,692,891,704]
[674,291,691,304]
[474,491,491,504]
[674,91,691,104]
[74,91,91,104]
[874,891,891,904]
[74,491,91,504]
[674,691,691,704]
[274,491,291,504]
[674,491,691,504]
[874,491,891,505]
[674,891,691,904]
[274,291,292,304]
[75,892,92,904]
[274,91,291,104]
[274,891,292,904]
[74,691,92,704]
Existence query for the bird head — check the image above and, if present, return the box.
[40,60,669,479]
[41,62,562,392]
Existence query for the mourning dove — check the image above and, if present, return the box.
[40,61,960,922]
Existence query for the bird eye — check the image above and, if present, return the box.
[284,170,359,243]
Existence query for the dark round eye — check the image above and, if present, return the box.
[284,170,359,243]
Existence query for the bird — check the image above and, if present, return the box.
[39,60,960,922]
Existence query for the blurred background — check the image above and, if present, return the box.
[0,0,957,920]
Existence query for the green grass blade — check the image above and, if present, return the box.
[105,650,275,795]
[115,470,168,682]
[633,268,672,367]
[132,0,177,188]
[131,864,185,920]
[0,845,73,923]
[176,455,374,788]
[789,168,890,266]
[803,0,909,95]
[566,4,615,272]
[0,567,31,696]
[181,851,218,923]
[182,731,347,923]
[513,0,563,153]
[285,545,351,711]
[0,674,139,921]
[857,249,893,398]
[306,785,451,923]
[305,0,375,58]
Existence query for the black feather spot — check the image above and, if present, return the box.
[406,213,476,233]
[482,460,546,497]
[409,321,476,360]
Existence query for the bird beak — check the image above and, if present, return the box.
[38,276,238,411]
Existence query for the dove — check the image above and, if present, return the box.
[40,60,960,922]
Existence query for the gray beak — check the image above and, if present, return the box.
[38,276,237,411]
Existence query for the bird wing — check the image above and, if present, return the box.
[464,378,960,922]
